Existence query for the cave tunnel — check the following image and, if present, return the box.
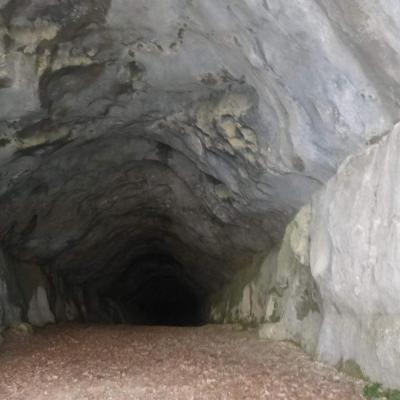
[85,251,207,327]
[0,127,276,328]
[1,0,400,397]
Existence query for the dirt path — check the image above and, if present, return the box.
[0,323,364,400]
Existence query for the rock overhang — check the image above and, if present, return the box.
[0,0,399,321]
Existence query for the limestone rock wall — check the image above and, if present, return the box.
[211,123,400,387]
[0,247,23,330]
[209,205,322,355]
[0,245,82,336]
[1,0,400,299]
[311,122,400,388]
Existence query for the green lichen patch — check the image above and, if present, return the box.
[339,359,367,381]
[363,382,400,400]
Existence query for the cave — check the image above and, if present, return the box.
[92,252,206,326]
[1,0,400,398]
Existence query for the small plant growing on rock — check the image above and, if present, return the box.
[363,383,400,400]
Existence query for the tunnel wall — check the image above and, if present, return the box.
[209,204,322,356]
[209,123,400,388]
[0,247,87,339]
[0,248,23,331]
[310,122,400,388]
[0,247,207,332]
[0,248,57,331]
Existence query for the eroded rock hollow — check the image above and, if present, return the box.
[0,0,400,389]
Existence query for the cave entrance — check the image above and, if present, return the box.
[88,253,207,327]
[118,275,203,326]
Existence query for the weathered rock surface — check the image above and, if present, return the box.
[213,124,400,387]
[1,1,399,307]
[311,123,400,388]
[209,205,322,355]
[0,247,23,328]
[0,0,400,388]
[0,245,60,331]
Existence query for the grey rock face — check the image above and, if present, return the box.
[259,205,322,355]
[0,1,399,297]
[27,286,55,327]
[0,248,23,328]
[210,124,400,387]
[310,123,400,388]
[0,0,399,380]
[209,205,322,355]
[0,245,60,331]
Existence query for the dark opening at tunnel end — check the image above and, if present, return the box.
[0,245,210,328]
[87,253,208,327]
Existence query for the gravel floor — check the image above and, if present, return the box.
[0,323,364,400]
